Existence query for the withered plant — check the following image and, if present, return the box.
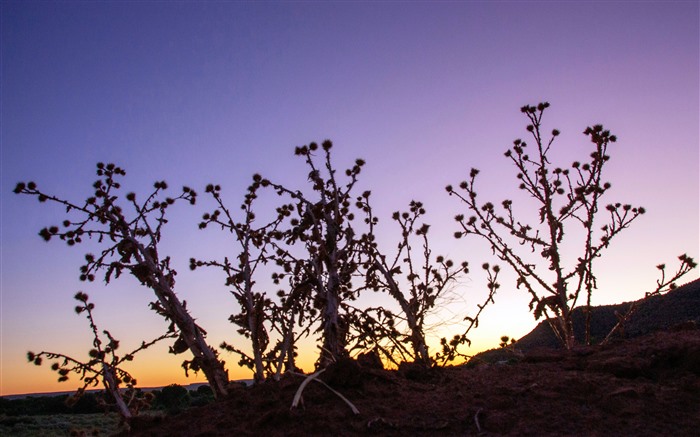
[447,102,648,349]
[362,200,471,366]
[434,263,501,364]
[14,163,229,398]
[191,179,298,382]
[28,292,175,421]
[262,141,372,366]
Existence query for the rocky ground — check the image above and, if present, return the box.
[123,324,700,436]
[121,279,700,436]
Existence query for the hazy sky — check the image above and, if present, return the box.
[2,1,698,396]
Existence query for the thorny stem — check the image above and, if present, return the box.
[602,254,697,344]
[15,164,230,399]
[448,103,650,349]
[28,293,176,421]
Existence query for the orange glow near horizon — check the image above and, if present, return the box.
[2,328,503,397]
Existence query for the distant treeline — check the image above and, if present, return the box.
[0,384,214,416]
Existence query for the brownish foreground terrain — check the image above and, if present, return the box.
[124,324,700,436]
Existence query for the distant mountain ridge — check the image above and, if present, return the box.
[478,277,700,359]
[2,382,232,401]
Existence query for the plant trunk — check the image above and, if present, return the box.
[410,327,431,366]
[102,364,132,420]
[556,280,576,350]
[242,249,266,383]
[142,257,229,399]
[276,316,296,379]
[320,283,344,366]
[248,311,266,383]
[156,281,229,399]
[124,229,229,399]
[245,290,265,383]
[557,313,576,351]
[285,332,296,373]
[318,223,348,367]
[374,261,430,365]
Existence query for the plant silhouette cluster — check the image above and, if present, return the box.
[15,103,696,420]
[191,141,499,377]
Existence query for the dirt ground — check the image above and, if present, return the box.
[123,325,700,436]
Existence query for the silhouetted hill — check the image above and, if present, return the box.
[477,278,700,360]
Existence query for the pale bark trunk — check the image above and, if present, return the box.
[102,364,132,420]
[320,276,343,366]
[116,215,230,399]
[318,220,348,367]
[137,247,229,399]
[153,278,229,398]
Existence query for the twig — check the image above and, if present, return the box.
[474,407,483,433]
[291,369,324,410]
[290,370,360,415]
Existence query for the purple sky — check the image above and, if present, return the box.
[2,1,698,395]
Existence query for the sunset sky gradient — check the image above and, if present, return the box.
[1,1,698,396]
